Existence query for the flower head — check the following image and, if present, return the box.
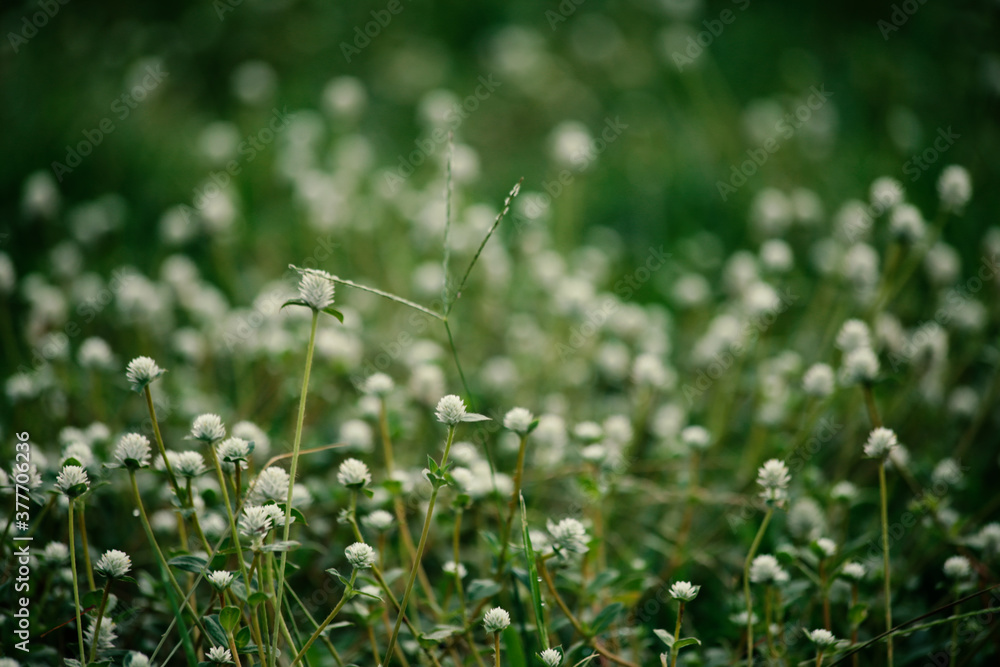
[345,542,376,569]
[208,570,234,590]
[938,165,972,212]
[238,505,273,538]
[749,554,788,585]
[835,320,871,353]
[538,648,563,667]
[806,628,838,648]
[503,407,535,435]
[95,549,132,579]
[547,517,589,555]
[126,356,165,393]
[814,537,837,558]
[190,414,226,443]
[840,561,866,581]
[207,646,233,664]
[668,580,700,602]
[436,394,467,425]
[298,271,335,311]
[56,465,89,497]
[174,451,207,478]
[362,509,394,532]
[943,555,972,580]
[757,459,790,504]
[249,466,290,504]
[337,458,371,488]
[840,347,879,385]
[114,433,151,470]
[863,427,898,460]
[217,437,253,472]
[443,561,468,578]
[363,373,395,397]
[802,363,835,398]
[483,606,511,634]
[680,425,712,451]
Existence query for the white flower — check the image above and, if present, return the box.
[443,561,468,578]
[174,451,206,478]
[435,394,467,425]
[85,617,117,654]
[345,542,376,569]
[43,542,69,563]
[840,561,866,581]
[95,549,132,579]
[114,433,151,469]
[239,505,273,538]
[802,363,835,398]
[79,337,115,369]
[749,554,788,584]
[362,510,395,532]
[250,466,290,504]
[539,648,562,667]
[56,465,89,497]
[889,204,925,243]
[573,421,603,443]
[840,347,879,385]
[680,425,711,451]
[298,271,335,310]
[815,538,837,558]
[668,580,700,602]
[337,458,371,488]
[503,407,535,435]
[232,421,269,458]
[806,628,838,647]
[938,165,972,212]
[191,414,226,443]
[363,373,395,397]
[830,481,857,502]
[126,356,165,392]
[870,176,904,210]
[756,459,790,504]
[208,570,234,590]
[976,523,1000,555]
[943,555,972,580]
[547,517,589,555]
[835,320,871,353]
[125,652,151,667]
[932,458,963,488]
[260,504,290,528]
[864,427,898,460]
[483,606,511,633]
[217,437,252,471]
[207,646,233,664]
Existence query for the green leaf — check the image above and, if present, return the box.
[849,602,869,626]
[235,626,252,649]
[588,602,623,636]
[521,492,549,650]
[586,568,620,596]
[82,589,104,609]
[466,578,503,601]
[527,419,540,434]
[503,625,527,667]
[168,555,208,574]
[274,503,308,526]
[673,637,701,651]
[220,605,241,632]
[427,455,440,475]
[420,626,463,645]
[321,306,345,322]
[461,413,491,422]
[261,540,300,553]
[281,298,311,310]
[653,629,675,647]
[248,591,270,607]
[203,615,228,647]
[326,568,352,589]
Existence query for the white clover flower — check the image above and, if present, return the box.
[364,372,395,397]
[483,606,511,633]
[863,427,898,460]
[362,509,394,532]
[749,554,788,584]
[870,176,904,210]
[756,459,790,504]
[207,570,234,590]
[126,356,165,393]
[95,549,132,579]
[668,580,700,602]
[830,480,857,502]
[503,407,535,435]
[190,414,226,443]
[337,458,371,488]
[806,628,838,647]
[840,561,866,581]
[890,203,925,243]
[840,347,879,385]
[802,363,835,398]
[345,542,376,569]
[125,652,151,667]
[938,165,972,212]
[539,648,562,667]
[62,442,94,469]
[250,466,290,504]
[85,617,117,654]
[43,542,70,563]
[573,421,603,443]
[943,555,972,580]
[298,270,335,310]
[340,419,373,451]
[79,337,115,370]
[232,421,269,458]
[547,517,589,555]
[435,394,467,425]
[56,465,89,497]
[977,523,1000,555]
[174,451,206,478]
[835,320,871,353]
[443,560,468,578]
[932,458,963,488]
[680,425,711,451]
[815,537,837,558]
[217,437,252,471]
[238,505,273,538]
[259,504,289,529]
[207,646,233,664]
[632,353,669,387]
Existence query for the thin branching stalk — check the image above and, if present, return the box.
[266,309,320,664]
[67,499,87,665]
[744,506,774,667]
[291,569,357,665]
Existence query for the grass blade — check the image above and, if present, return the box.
[520,492,549,650]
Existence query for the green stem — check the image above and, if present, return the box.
[291,570,357,665]
[273,309,319,665]
[744,506,774,667]
[68,499,87,665]
[948,601,959,667]
[878,461,894,667]
[206,442,252,617]
[669,601,685,667]
[78,504,96,592]
[382,424,456,666]
[498,434,529,574]
[493,632,501,667]
[88,579,112,663]
[145,385,180,494]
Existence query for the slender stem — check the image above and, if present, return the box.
[764,586,775,658]
[862,384,883,429]
[145,385,180,493]
[669,601,685,667]
[206,442,252,616]
[68,499,87,665]
[444,319,473,406]
[186,478,214,554]
[88,579,113,663]
[498,434,529,573]
[78,504,96,591]
[285,582,345,666]
[821,560,832,631]
[879,461,894,667]
[851,584,859,667]
[454,509,467,615]
[493,632,501,667]
[273,310,319,666]
[816,649,824,667]
[744,506,774,667]
[382,425,456,666]
[228,629,244,667]
[948,600,960,667]
[291,569,355,666]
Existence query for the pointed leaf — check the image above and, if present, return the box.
[220,605,241,632]
[589,602,623,636]
[673,637,701,651]
[461,413,491,422]
[654,629,675,647]
[168,555,208,574]
[521,492,549,650]
[321,306,345,322]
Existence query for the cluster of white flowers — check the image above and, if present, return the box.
[190,414,226,442]
[114,433,151,469]
[547,517,589,555]
[503,407,535,435]
[56,465,89,497]
[126,356,165,392]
